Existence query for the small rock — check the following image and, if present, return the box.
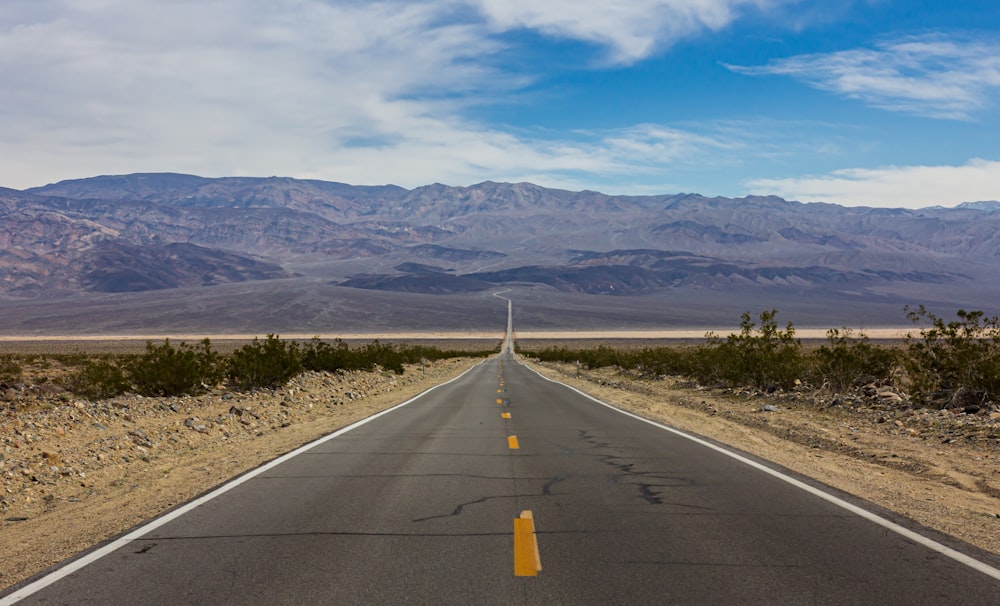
[763,404,780,412]
[877,389,903,403]
[183,418,208,433]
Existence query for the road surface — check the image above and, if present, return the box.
[5,358,1000,603]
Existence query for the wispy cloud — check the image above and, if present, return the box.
[728,35,1000,119]
[748,158,1000,208]
[469,0,782,63]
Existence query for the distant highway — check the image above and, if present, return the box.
[4,306,999,603]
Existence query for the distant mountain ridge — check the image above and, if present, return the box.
[2,173,999,331]
[955,201,1000,213]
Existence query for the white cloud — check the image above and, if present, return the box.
[729,35,1000,119]
[471,0,779,63]
[0,0,790,190]
[0,1,510,187]
[748,158,1000,208]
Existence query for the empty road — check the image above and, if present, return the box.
[5,351,1000,604]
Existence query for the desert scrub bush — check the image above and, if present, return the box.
[696,309,804,391]
[128,339,223,397]
[810,328,898,392]
[529,346,577,364]
[394,343,495,364]
[527,345,624,370]
[301,339,404,374]
[48,352,92,367]
[903,306,1000,407]
[626,346,696,378]
[70,355,131,399]
[302,338,491,377]
[0,354,22,384]
[300,338,353,373]
[352,340,405,374]
[525,344,693,378]
[228,334,302,390]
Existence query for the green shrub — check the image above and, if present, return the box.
[530,346,575,364]
[128,339,223,397]
[48,352,92,368]
[71,356,131,399]
[627,346,694,378]
[697,309,804,390]
[0,354,21,384]
[300,338,353,373]
[356,340,405,374]
[811,328,898,392]
[300,338,404,374]
[903,306,1000,407]
[683,343,728,386]
[300,337,492,378]
[227,335,302,390]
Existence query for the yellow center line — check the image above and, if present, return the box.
[514,510,542,576]
[507,435,520,449]
[501,412,511,419]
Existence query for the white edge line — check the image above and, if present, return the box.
[519,359,1000,583]
[0,359,488,605]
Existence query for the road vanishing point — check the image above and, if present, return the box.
[4,301,1000,604]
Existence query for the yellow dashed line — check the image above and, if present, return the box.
[507,435,520,449]
[501,412,511,419]
[514,510,542,576]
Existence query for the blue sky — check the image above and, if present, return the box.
[2,1,999,207]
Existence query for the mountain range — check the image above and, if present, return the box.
[1,173,998,334]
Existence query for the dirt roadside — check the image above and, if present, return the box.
[523,359,1000,559]
[0,358,479,591]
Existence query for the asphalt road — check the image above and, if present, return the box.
[6,353,1000,605]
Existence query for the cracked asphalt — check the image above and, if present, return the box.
[7,353,1000,605]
